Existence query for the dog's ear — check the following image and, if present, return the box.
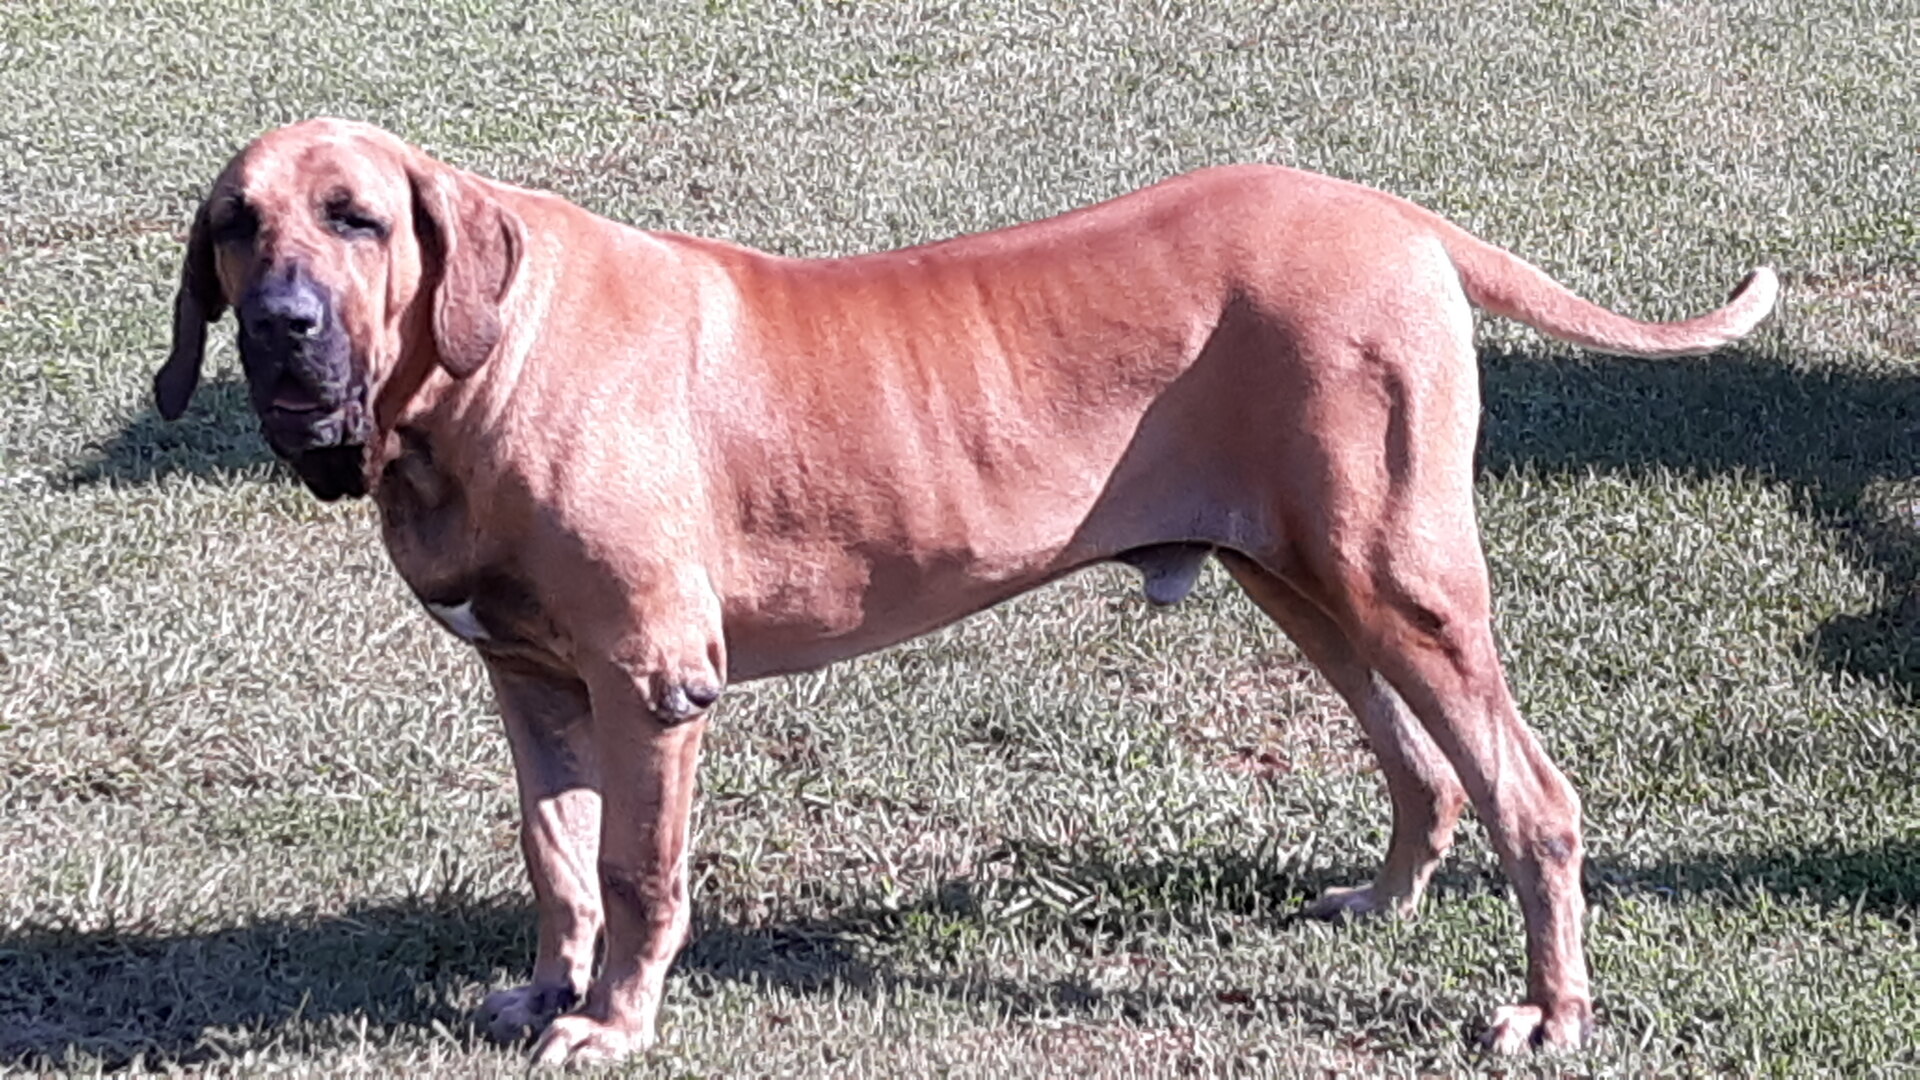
[408,161,525,379]
[155,200,227,420]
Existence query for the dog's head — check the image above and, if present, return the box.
[156,118,523,499]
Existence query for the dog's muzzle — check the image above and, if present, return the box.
[236,270,371,499]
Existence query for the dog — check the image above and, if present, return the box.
[155,118,1776,1065]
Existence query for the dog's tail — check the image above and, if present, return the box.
[1434,221,1778,358]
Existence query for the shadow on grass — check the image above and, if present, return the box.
[0,894,528,1069]
[65,373,286,489]
[4,836,1913,1068]
[1597,836,1920,922]
[0,851,1368,1069]
[1476,345,1920,694]
[679,845,1487,1048]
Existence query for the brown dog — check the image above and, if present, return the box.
[156,118,1776,1065]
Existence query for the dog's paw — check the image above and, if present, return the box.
[1481,1001,1594,1054]
[478,982,579,1044]
[530,1014,654,1069]
[1302,882,1413,920]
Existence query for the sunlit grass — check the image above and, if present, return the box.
[2,1,1916,1075]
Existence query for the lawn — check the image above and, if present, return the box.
[2,0,1918,1076]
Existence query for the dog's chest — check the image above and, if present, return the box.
[376,434,572,672]
[413,569,564,672]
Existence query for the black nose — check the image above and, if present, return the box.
[242,276,327,341]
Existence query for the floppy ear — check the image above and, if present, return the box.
[154,200,226,420]
[409,162,525,379]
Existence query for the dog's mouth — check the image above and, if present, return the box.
[229,276,375,499]
[252,375,373,501]
[267,383,333,415]
[257,380,366,445]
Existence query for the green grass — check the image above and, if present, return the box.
[3,0,1919,1075]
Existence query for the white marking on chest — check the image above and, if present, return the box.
[426,599,491,642]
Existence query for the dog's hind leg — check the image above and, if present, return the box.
[478,663,606,1044]
[1255,275,1589,1049]
[1331,535,1592,1051]
[1217,551,1466,918]
[1287,369,1591,1049]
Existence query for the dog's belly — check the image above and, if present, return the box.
[718,478,1264,681]
[713,371,1278,680]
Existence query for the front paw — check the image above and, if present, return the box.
[478,981,579,1044]
[531,1014,655,1068]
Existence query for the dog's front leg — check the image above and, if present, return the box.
[530,635,719,1067]
[477,663,603,1044]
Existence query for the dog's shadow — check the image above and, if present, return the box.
[5,839,1915,1068]
[1477,345,1920,693]
[0,854,1359,1069]
[0,895,525,1069]
[66,373,288,489]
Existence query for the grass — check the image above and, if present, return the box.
[2,0,1919,1075]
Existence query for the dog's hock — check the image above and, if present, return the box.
[1117,544,1212,606]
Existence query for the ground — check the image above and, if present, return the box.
[1,1,1917,1076]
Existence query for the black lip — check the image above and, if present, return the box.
[264,404,334,420]
[237,317,352,404]
[266,390,330,411]
[256,387,369,458]
[264,401,343,422]
[261,403,344,434]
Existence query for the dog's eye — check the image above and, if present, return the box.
[325,203,389,240]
